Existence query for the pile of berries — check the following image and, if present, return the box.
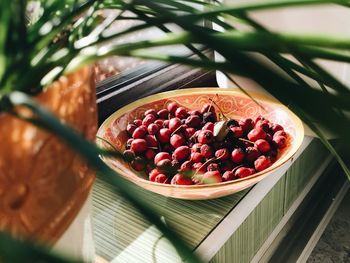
[122,101,288,185]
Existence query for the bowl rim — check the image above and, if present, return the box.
[97,87,304,189]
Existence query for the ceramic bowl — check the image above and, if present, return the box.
[97,88,304,200]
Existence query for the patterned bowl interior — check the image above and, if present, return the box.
[97,88,304,199]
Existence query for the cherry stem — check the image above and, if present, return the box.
[171,125,184,136]
[207,94,217,114]
[194,156,217,175]
[194,149,227,175]
[231,164,243,173]
[188,133,197,143]
[209,98,228,120]
[238,138,254,145]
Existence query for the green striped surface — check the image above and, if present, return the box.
[92,181,249,261]
[92,139,328,263]
[210,177,286,263]
[284,140,329,212]
[210,139,329,263]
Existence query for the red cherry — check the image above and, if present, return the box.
[133,119,142,126]
[202,122,214,132]
[255,119,270,132]
[154,152,171,165]
[126,123,137,135]
[171,174,193,185]
[123,149,135,162]
[200,144,213,159]
[273,130,287,138]
[189,110,201,116]
[163,119,170,128]
[172,146,191,162]
[191,143,202,153]
[157,128,171,143]
[131,157,145,171]
[255,139,271,153]
[201,171,222,184]
[126,138,133,149]
[167,102,179,114]
[149,169,162,182]
[201,103,215,114]
[245,146,261,162]
[185,115,201,128]
[235,167,254,178]
[154,119,164,127]
[239,118,254,133]
[170,134,185,148]
[198,130,214,144]
[175,107,188,119]
[157,109,169,119]
[273,136,287,149]
[254,115,265,125]
[168,117,182,133]
[180,160,192,172]
[156,159,173,173]
[222,171,235,182]
[230,126,243,138]
[202,111,217,123]
[254,156,272,172]
[171,159,180,169]
[231,148,245,164]
[191,152,204,163]
[192,130,201,138]
[145,135,158,148]
[270,123,284,134]
[147,123,159,135]
[247,128,267,142]
[130,139,147,154]
[215,148,230,161]
[192,162,206,173]
[207,163,219,171]
[184,127,196,139]
[249,168,256,174]
[266,150,278,162]
[144,109,157,117]
[155,174,168,184]
[145,149,157,160]
[132,126,147,139]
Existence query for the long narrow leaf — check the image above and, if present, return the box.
[0,232,80,263]
[2,91,202,263]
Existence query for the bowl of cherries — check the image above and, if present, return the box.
[97,88,304,200]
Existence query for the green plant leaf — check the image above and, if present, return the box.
[1,91,202,263]
[134,0,350,179]
[0,232,81,263]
